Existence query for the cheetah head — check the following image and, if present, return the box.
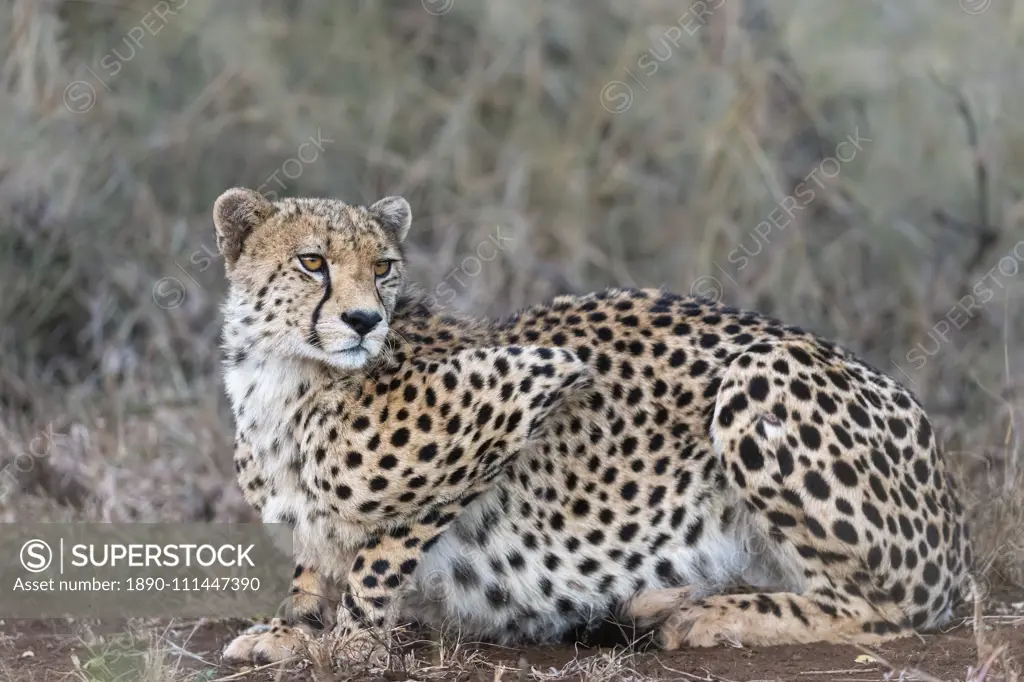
[213,187,411,370]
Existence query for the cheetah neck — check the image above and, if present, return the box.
[222,293,319,430]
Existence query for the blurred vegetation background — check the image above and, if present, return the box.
[0,0,1021,586]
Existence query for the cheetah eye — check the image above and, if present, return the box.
[298,255,324,273]
[373,261,392,278]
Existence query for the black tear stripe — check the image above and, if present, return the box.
[308,269,332,349]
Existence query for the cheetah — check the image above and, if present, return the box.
[214,187,971,663]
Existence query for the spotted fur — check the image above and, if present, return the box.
[214,189,971,663]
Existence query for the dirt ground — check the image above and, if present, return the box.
[2,595,1021,682]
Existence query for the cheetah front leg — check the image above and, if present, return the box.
[331,501,463,661]
[226,442,339,663]
[628,583,911,649]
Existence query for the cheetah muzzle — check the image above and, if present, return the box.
[214,188,972,664]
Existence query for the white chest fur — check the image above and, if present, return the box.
[225,355,342,566]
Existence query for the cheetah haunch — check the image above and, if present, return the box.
[215,188,971,663]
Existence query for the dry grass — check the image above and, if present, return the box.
[1,0,1023,679]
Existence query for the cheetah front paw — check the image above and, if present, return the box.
[222,618,313,665]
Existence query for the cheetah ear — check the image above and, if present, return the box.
[213,187,276,266]
[368,196,412,243]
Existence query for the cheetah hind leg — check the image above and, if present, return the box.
[654,341,919,648]
[223,566,341,664]
[628,585,909,648]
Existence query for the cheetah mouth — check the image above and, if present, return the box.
[314,329,387,369]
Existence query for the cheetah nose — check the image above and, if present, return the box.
[341,309,382,337]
